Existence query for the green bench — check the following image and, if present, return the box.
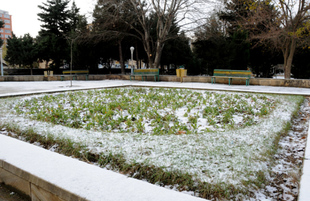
[211,69,252,86]
[130,68,160,81]
[61,70,89,81]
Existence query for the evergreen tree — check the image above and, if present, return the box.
[38,0,71,34]
[5,34,38,74]
[70,14,89,69]
[36,34,52,68]
[193,2,281,77]
[193,36,231,75]
[193,14,250,75]
[161,32,192,72]
[291,47,310,79]
[249,41,281,78]
[37,0,75,69]
[220,0,310,79]
[229,30,250,70]
[218,0,252,36]
[218,3,251,70]
[21,34,38,75]
[92,0,134,73]
[66,3,89,70]
[5,34,23,66]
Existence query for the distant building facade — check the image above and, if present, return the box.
[0,10,12,42]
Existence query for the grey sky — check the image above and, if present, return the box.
[1,0,95,37]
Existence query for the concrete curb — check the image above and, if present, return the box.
[298,121,310,201]
[0,160,86,201]
[0,135,205,201]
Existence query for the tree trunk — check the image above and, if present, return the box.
[154,41,164,68]
[283,38,296,79]
[118,39,125,74]
[135,42,140,69]
[143,32,154,68]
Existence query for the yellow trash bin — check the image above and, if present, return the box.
[180,69,187,77]
[44,71,48,77]
[176,69,181,77]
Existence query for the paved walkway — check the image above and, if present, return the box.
[1,80,310,97]
[0,80,309,200]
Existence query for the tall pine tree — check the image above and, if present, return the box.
[37,0,76,69]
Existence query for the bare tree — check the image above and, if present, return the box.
[92,0,134,73]
[94,0,210,68]
[277,0,310,78]
[234,0,310,79]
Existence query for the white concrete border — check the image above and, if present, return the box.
[298,121,310,201]
[0,135,205,201]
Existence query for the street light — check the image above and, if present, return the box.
[130,46,134,74]
[70,39,73,87]
[0,48,3,76]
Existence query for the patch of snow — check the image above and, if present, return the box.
[0,89,302,191]
[0,81,310,200]
[0,134,205,201]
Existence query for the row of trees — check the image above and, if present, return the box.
[5,0,86,74]
[3,0,310,78]
[194,0,310,79]
[4,0,194,75]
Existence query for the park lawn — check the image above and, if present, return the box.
[0,87,304,200]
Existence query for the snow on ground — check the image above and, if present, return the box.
[0,80,310,200]
[0,86,305,200]
[253,98,310,200]
[0,134,205,201]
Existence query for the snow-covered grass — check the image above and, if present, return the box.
[11,88,277,134]
[0,87,304,200]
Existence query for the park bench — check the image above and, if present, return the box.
[211,69,252,86]
[61,70,89,81]
[130,68,160,81]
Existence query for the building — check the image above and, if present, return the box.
[0,10,12,42]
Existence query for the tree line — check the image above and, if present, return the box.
[194,0,310,79]
[2,0,310,78]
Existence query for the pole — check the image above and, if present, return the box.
[130,46,134,74]
[70,39,73,87]
[0,48,3,76]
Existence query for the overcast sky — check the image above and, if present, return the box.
[2,0,96,38]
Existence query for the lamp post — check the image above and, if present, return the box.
[130,46,134,74]
[64,31,80,87]
[0,48,3,76]
[70,39,73,87]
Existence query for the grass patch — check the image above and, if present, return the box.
[0,88,305,200]
[1,123,249,200]
[11,88,277,134]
